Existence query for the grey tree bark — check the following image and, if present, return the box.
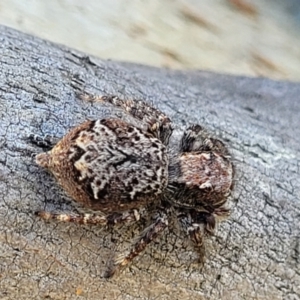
[0,26,299,300]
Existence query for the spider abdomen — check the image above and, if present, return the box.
[36,118,169,212]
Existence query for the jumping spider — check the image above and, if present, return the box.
[34,94,234,278]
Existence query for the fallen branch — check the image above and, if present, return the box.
[0,26,299,300]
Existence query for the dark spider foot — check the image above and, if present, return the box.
[28,133,59,149]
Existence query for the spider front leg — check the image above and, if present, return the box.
[78,93,173,145]
[180,125,229,155]
[177,210,207,262]
[105,210,169,278]
[36,208,143,227]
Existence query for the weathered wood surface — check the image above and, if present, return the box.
[0,26,299,300]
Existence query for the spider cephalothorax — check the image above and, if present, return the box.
[33,94,234,277]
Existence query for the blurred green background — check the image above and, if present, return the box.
[1,0,300,81]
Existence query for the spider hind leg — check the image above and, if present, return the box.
[36,208,143,227]
[28,134,60,149]
[78,93,173,145]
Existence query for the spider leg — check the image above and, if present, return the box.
[78,93,173,145]
[180,125,229,155]
[28,134,60,149]
[177,210,206,262]
[105,210,168,278]
[36,208,142,227]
